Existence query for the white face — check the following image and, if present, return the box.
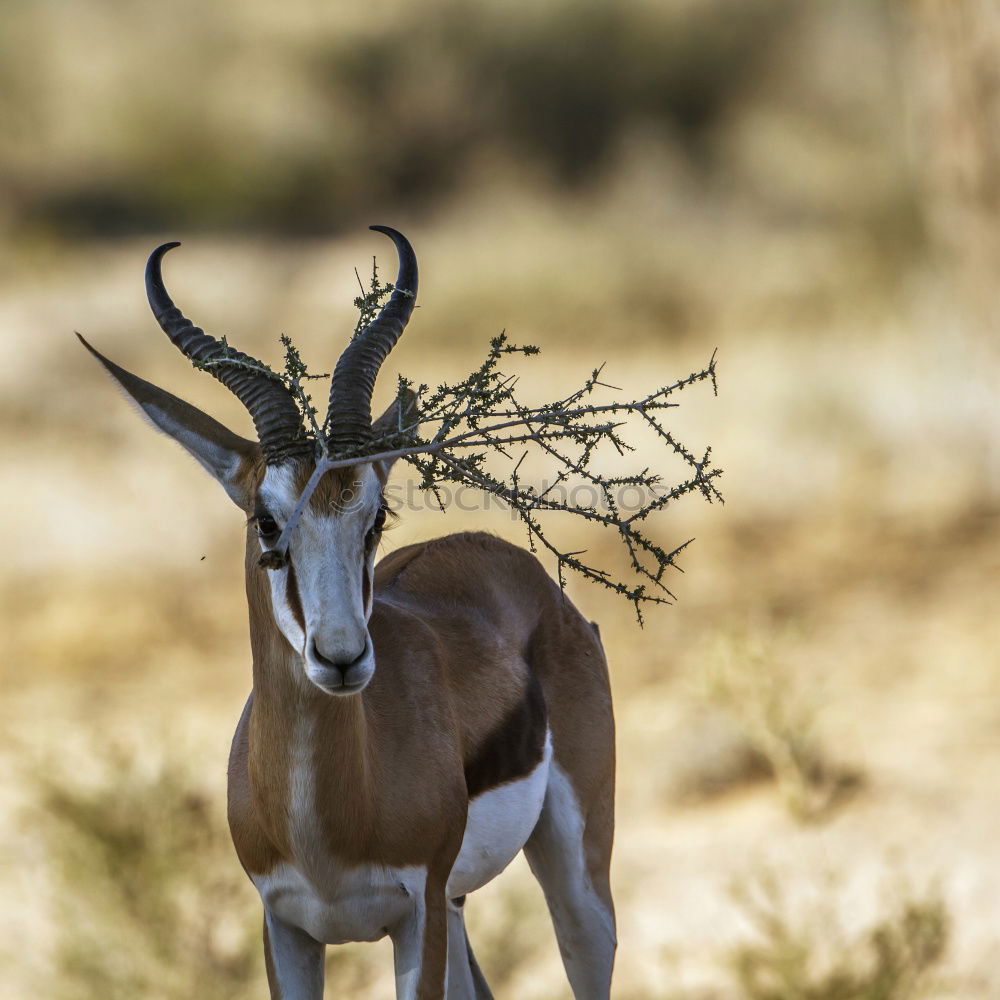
[255,463,387,696]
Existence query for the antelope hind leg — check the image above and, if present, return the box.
[523,763,616,1000]
[445,896,494,1000]
[463,925,495,1000]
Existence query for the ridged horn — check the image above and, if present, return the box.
[326,226,418,452]
[145,242,311,464]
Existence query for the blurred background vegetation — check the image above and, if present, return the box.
[0,0,892,236]
[2,0,999,997]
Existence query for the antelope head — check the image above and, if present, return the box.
[81,226,418,696]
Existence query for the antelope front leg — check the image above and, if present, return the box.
[390,878,449,1000]
[263,909,325,1000]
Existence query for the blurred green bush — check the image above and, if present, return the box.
[0,0,792,237]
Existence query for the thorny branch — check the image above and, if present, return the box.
[195,272,723,623]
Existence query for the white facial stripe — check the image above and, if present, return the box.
[258,464,384,685]
[267,562,306,654]
[258,464,302,522]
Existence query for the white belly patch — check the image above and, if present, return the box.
[447,730,552,898]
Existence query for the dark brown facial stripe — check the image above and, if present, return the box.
[465,669,548,799]
[284,560,305,632]
[362,566,372,612]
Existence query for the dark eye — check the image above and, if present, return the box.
[256,514,279,540]
[365,506,387,548]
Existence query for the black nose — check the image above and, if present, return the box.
[309,638,367,672]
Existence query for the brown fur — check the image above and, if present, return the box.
[228,517,616,997]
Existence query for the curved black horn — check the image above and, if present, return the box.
[326,226,418,452]
[145,243,310,464]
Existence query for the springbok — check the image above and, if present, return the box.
[80,227,616,1000]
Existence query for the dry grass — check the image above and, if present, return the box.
[3,291,996,999]
[3,4,1000,996]
[692,625,862,820]
[725,870,948,1000]
[33,748,262,1000]
[3,212,1000,995]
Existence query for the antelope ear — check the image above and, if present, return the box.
[371,387,418,483]
[79,333,259,509]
